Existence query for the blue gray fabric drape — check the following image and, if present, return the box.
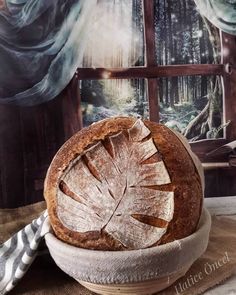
[1,0,235,106]
[194,0,236,35]
[0,0,96,106]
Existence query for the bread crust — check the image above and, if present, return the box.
[44,117,203,250]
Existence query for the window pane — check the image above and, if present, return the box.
[82,0,144,67]
[154,0,219,65]
[158,76,223,141]
[81,79,148,126]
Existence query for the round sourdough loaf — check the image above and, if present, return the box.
[44,117,203,250]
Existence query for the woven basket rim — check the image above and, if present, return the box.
[45,207,210,255]
[45,208,211,284]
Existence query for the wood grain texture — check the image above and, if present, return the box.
[221,32,236,141]
[0,105,25,208]
[146,78,159,121]
[143,0,159,122]
[204,167,236,197]
[0,77,82,208]
[190,139,229,162]
[143,0,156,67]
[76,64,224,80]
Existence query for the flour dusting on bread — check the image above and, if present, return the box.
[57,119,174,249]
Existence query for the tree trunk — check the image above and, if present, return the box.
[183,17,222,140]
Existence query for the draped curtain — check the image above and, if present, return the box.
[1,0,236,106]
[194,0,236,35]
[0,0,96,106]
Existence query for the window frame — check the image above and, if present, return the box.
[74,0,235,162]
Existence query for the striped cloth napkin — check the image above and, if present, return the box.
[0,211,50,294]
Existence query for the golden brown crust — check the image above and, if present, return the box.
[44,117,203,250]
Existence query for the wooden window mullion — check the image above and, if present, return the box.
[74,2,232,162]
[76,65,224,79]
[143,0,159,122]
[221,31,236,141]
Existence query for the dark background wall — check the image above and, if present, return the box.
[0,81,82,208]
[0,80,236,208]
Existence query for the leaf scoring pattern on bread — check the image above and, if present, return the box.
[57,119,174,249]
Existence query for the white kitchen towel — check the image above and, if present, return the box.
[0,211,50,294]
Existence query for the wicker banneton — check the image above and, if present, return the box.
[45,208,211,295]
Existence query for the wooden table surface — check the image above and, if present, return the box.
[204,196,236,295]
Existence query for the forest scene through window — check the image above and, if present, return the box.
[81,0,223,141]
[81,79,148,126]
